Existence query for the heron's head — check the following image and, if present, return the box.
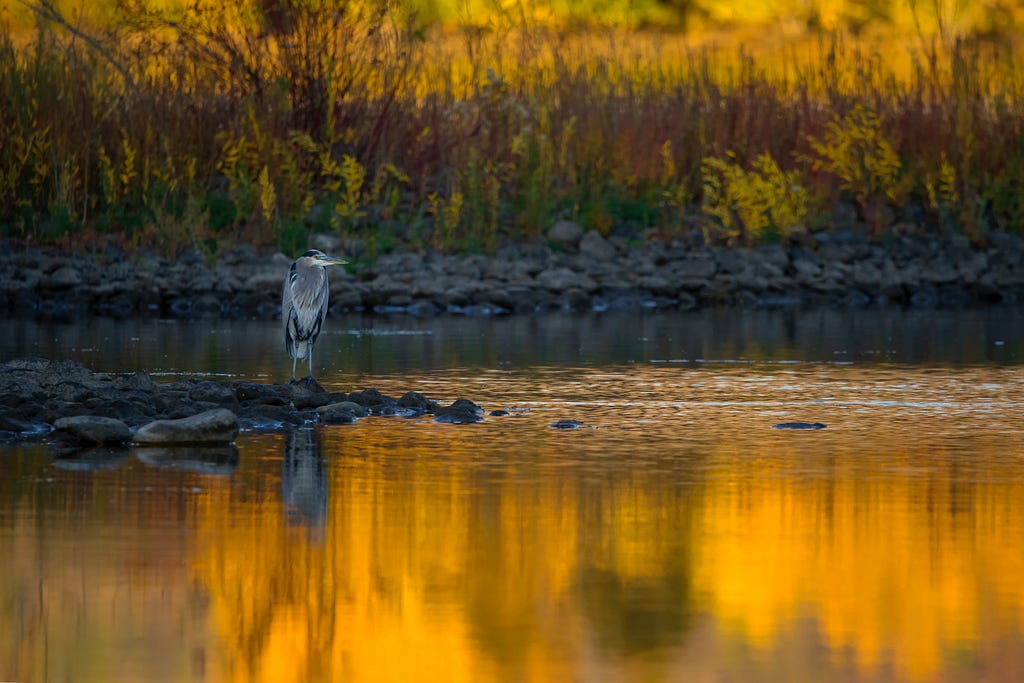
[301,249,349,268]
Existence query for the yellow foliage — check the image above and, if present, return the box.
[806,104,903,203]
[334,154,367,228]
[925,153,958,209]
[217,134,248,194]
[701,152,808,243]
[257,165,276,223]
[97,145,116,204]
[119,133,137,197]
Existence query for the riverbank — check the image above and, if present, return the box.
[2,226,1023,319]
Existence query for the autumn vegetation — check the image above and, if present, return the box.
[1,0,1023,258]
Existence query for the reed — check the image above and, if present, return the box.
[2,0,1023,255]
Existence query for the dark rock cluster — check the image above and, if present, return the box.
[0,358,486,445]
[2,226,1022,319]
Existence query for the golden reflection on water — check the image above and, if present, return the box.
[2,364,1024,683]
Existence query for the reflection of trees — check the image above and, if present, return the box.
[191,425,1024,682]
[8,418,1024,682]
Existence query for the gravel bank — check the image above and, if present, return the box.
[2,228,1022,319]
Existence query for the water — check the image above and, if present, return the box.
[2,308,1024,683]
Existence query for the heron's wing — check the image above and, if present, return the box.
[284,264,330,352]
[282,263,297,356]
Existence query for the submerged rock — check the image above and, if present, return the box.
[133,408,240,445]
[771,422,827,430]
[549,419,586,429]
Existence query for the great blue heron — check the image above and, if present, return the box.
[282,249,348,380]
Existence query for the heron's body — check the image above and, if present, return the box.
[282,249,348,380]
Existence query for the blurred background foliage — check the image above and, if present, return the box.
[1,0,1024,256]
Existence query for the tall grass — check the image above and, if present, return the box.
[2,0,1024,255]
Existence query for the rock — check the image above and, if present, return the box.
[113,373,159,393]
[42,266,82,290]
[323,400,369,417]
[771,422,827,430]
[238,403,306,429]
[0,415,51,439]
[546,220,584,248]
[53,415,131,445]
[578,231,617,261]
[189,381,237,404]
[41,360,98,388]
[290,377,331,409]
[292,391,330,410]
[398,391,441,413]
[133,408,240,445]
[536,267,593,292]
[673,257,718,281]
[549,419,586,429]
[92,397,152,423]
[236,381,271,402]
[434,398,484,424]
[347,388,395,409]
[320,408,357,424]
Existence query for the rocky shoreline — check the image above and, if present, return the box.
[2,224,1024,319]
[0,358,491,446]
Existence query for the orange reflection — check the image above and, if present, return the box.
[184,420,1024,683]
[694,441,1024,682]
[3,404,1024,683]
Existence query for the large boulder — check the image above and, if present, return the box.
[133,408,239,445]
[54,415,131,445]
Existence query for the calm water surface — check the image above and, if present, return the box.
[2,308,1024,683]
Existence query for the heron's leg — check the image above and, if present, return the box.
[308,349,314,378]
[291,356,298,382]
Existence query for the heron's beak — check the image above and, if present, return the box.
[316,255,349,267]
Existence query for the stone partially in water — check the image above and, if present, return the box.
[316,401,367,425]
[133,408,240,445]
[549,419,586,429]
[53,415,131,445]
[771,422,827,430]
[0,415,52,440]
[398,391,441,414]
[188,381,237,404]
[290,378,331,410]
[434,399,485,424]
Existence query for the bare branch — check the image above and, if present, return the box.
[15,0,136,91]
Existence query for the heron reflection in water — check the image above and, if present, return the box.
[282,249,348,381]
[283,427,327,527]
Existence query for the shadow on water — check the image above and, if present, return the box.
[52,446,131,471]
[134,446,240,474]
